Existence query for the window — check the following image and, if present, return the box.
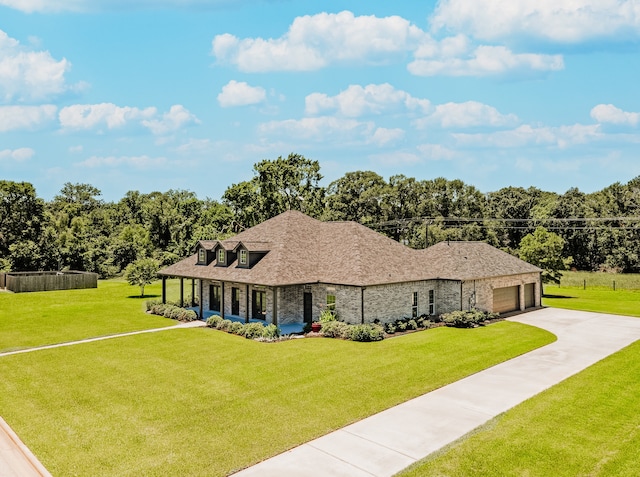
[198,248,206,263]
[428,289,435,315]
[239,249,247,265]
[412,291,418,318]
[326,294,336,311]
[218,249,225,264]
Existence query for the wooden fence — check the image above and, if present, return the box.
[4,271,98,293]
[0,272,5,289]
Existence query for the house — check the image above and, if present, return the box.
[158,210,542,327]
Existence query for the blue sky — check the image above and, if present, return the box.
[1,0,639,201]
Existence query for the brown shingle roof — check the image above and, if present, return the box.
[160,211,541,286]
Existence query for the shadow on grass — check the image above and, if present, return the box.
[543,294,574,299]
[127,294,161,299]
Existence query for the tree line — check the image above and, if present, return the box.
[1,153,639,278]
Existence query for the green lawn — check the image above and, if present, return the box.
[399,339,640,477]
[543,286,640,317]
[0,320,554,476]
[0,279,175,352]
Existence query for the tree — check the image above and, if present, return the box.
[124,258,159,297]
[518,227,572,285]
[0,181,44,262]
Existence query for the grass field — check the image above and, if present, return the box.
[399,339,640,477]
[543,271,640,318]
[0,280,175,352]
[0,280,554,476]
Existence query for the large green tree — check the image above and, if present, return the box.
[518,226,572,284]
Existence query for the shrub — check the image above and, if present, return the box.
[441,309,497,328]
[320,321,351,339]
[181,310,198,322]
[242,322,265,339]
[319,309,337,323]
[261,324,280,340]
[145,299,162,311]
[206,315,222,328]
[219,319,233,332]
[407,319,418,330]
[349,324,384,342]
[397,321,407,332]
[384,323,396,334]
[229,322,244,335]
[169,307,183,320]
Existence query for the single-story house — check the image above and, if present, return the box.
[158,210,542,326]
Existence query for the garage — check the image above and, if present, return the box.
[524,283,535,308]
[493,286,520,313]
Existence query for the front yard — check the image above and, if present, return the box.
[0,279,553,476]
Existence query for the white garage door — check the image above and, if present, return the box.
[493,286,519,314]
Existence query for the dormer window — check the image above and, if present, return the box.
[218,249,225,264]
[198,248,206,264]
[239,249,247,265]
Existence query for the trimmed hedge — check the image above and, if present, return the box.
[205,316,282,341]
[383,315,434,335]
[148,303,198,322]
[441,309,499,328]
[319,321,385,342]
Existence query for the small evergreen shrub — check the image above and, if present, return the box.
[242,322,266,339]
[219,319,233,331]
[206,315,222,328]
[349,324,384,342]
[181,310,198,322]
[145,299,162,311]
[407,319,418,330]
[320,321,351,339]
[229,322,244,335]
[261,324,280,340]
[441,309,499,328]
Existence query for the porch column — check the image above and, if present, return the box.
[199,279,203,319]
[191,279,195,307]
[162,276,167,304]
[272,287,278,326]
[361,287,365,324]
[519,284,525,311]
[245,284,250,323]
[180,278,184,308]
[221,282,225,319]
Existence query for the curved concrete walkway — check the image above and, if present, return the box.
[233,308,640,476]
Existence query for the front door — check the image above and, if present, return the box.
[252,290,266,320]
[209,284,220,312]
[231,287,240,316]
[303,292,312,324]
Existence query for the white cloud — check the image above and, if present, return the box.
[212,11,425,72]
[369,127,405,146]
[416,143,457,160]
[305,83,430,117]
[371,151,423,166]
[0,105,57,132]
[0,0,242,13]
[416,101,518,129]
[142,104,200,135]
[430,0,640,43]
[259,116,375,142]
[0,29,76,102]
[453,123,603,148]
[591,104,640,126]
[409,43,563,77]
[58,103,197,134]
[76,155,168,169]
[59,103,156,130]
[217,80,266,107]
[0,147,35,161]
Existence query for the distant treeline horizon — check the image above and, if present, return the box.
[2,153,639,276]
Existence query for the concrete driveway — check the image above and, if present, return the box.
[233,308,640,476]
